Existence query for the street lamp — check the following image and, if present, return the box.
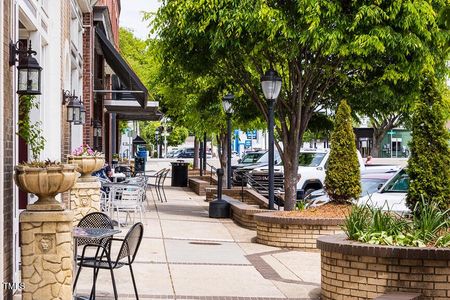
[260,69,282,210]
[222,93,234,189]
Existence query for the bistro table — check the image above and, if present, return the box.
[73,227,121,300]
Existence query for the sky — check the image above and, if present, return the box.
[119,1,162,40]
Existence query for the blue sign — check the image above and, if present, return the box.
[246,130,257,139]
[244,140,252,149]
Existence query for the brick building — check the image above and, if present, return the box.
[0,1,156,298]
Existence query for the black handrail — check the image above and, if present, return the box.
[205,162,217,185]
[239,171,283,210]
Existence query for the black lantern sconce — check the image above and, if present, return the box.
[92,119,102,138]
[62,90,83,124]
[75,101,86,125]
[10,41,42,95]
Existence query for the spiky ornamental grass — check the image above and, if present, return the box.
[325,100,361,203]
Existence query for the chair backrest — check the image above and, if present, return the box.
[161,168,170,185]
[115,166,132,177]
[117,222,144,264]
[110,185,143,206]
[77,212,114,246]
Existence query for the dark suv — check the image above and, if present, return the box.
[232,150,280,186]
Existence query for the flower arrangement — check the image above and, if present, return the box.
[71,144,103,157]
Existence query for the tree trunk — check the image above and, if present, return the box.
[193,136,200,169]
[372,128,387,158]
[281,136,301,211]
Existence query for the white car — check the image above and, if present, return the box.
[358,168,410,215]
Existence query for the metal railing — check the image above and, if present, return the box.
[205,162,217,185]
[239,171,283,210]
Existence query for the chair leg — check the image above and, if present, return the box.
[162,184,168,202]
[89,267,100,299]
[109,267,118,300]
[73,264,83,293]
[129,264,139,300]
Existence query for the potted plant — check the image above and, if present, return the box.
[67,144,105,180]
[14,95,79,211]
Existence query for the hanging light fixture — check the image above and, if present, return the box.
[76,99,86,125]
[62,90,82,123]
[10,41,43,95]
[92,119,102,137]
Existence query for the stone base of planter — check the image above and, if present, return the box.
[317,234,450,300]
[254,213,344,250]
[20,210,73,300]
[70,180,101,224]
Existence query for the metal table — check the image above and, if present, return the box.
[73,227,121,299]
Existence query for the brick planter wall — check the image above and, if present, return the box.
[254,213,344,250]
[317,234,450,300]
[206,187,269,209]
[227,199,270,230]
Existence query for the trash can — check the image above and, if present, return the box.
[134,157,145,174]
[137,150,147,162]
[171,161,189,187]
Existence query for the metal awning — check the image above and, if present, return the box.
[104,100,161,121]
[95,26,148,108]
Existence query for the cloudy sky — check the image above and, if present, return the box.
[119,1,162,39]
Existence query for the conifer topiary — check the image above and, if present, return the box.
[406,75,450,211]
[325,100,361,203]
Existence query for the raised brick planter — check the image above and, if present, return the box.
[254,212,344,250]
[317,234,450,300]
[206,187,269,209]
[188,178,213,196]
[223,197,270,230]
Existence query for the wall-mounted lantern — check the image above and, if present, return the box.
[92,119,102,138]
[62,90,82,124]
[10,41,42,95]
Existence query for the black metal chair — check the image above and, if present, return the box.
[158,169,170,203]
[73,222,144,300]
[76,212,114,251]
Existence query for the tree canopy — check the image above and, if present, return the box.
[151,0,450,210]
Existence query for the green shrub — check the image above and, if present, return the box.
[343,200,449,247]
[325,100,361,203]
[406,75,450,211]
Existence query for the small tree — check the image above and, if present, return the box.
[406,76,450,211]
[325,100,361,203]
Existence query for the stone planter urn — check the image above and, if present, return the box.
[67,155,105,180]
[14,164,78,211]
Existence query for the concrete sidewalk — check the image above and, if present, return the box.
[75,186,321,300]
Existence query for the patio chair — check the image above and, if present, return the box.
[110,185,144,227]
[147,169,165,202]
[73,222,144,300]
[158,168,170,203]
[76,212,115,260]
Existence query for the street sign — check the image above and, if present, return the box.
[387,130,395,135]
[246,130,257,139]
[244,140,252,149]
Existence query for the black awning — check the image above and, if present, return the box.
[95,26,148,108]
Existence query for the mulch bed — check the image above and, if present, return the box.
[275,203,352,219]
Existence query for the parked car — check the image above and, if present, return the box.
[175,148,195,158]
[232,150,280,186]
[305,172,396,207]
[358,168,410,214]
[250,149,399,199]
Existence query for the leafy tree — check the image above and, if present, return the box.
[325,100,361,203]
[151,0,449,210]
[407,75,450,211]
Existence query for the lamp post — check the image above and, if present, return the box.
[222,93,234,189]
[260,69,282,210]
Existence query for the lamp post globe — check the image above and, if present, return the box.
[260,69,282,210]
[222,93,234,189]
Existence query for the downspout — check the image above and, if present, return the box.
[0,0,4,295]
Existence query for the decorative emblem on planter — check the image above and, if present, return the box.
[35,233,56,254]
[80,197,90,207]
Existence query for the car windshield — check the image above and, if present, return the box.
[383,170,409,193]
[259,151,281,164]
[241,152,265,163]
[298,152,326,167]
[361,178,389,196]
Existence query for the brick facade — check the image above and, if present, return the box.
[255,213,344,250]
[82,12,93,146]
[317,234,450,300]
[3,0,14,297]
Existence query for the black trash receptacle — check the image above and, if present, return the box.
[134,157,145,174]
[171,161,189,187]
